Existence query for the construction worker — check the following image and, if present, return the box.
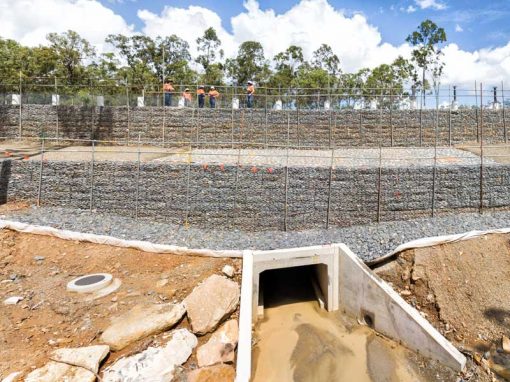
[183,88,192,107]
[208,86,220,108]
[246,81,255,108]
[197,85,205,108]
[163,79,174,106]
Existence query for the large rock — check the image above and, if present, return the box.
[103,328,197,382]
[184,275,240,335]
[24,362,95,382]
[51,345,110,373]
[197,320,239,367]
[100,303,185,350]
[187,364,236,382]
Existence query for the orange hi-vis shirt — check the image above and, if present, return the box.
[197,88,205,95]
[208,90,220,98]
[183,92,192,101]
[247,85,255,94]
[163,83,174,92]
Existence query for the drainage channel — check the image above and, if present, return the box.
[235,244,466,381]
[252,265,432,381]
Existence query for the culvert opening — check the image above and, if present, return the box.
[259,264,327,312]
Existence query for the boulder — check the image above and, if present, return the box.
[100,303,185,350]
[24,361,95,382]
[187,364,236,382]
[51,345,110,373]
[103,328,197,382]
[1,372,22,382]
[197,320,239,367]
[184,275,240,335]
[222,265,235,278]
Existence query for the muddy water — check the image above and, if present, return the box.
[252,266,430,382]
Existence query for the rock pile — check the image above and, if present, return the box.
[4,272,241,382]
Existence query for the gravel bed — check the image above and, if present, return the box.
[154,147,490,167]
[3,206,510,261]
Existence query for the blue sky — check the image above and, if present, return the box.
[100,0,510,51]
[1,0,509,84]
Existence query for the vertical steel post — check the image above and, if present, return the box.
[480,83,484,214]
[37,138,45,207]
[135,133,141,219]
[502,81,507,143]
[126,81,130,145]
[326,149,334,229]
[377,145,382,222]
[89,140,95,210]
[431,86,439,217]
[55,76,59,142]
[448,85,452,146]
[18,71,22,139]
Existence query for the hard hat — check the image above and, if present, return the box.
[247,81,253,84]
[199,85,204,89]
[210,86,215,89]
[185,88,190,91]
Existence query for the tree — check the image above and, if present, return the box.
[47,30,95,85]
[195,27,224,85]
[406,20,447,106]
[339,69,370,108]
[196,27,223,71]
[270,45,304,89]
[311,44,340,77]
[225,41,269,86]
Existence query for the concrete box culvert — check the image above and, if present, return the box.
[236,244,466,382]
[67,273,113,293]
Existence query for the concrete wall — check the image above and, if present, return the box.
[0,105,508,147]
[2,159,509,230]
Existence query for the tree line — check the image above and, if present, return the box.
[0,20,446,102]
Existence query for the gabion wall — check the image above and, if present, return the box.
[1,159,508,231]
[0,105,508,147]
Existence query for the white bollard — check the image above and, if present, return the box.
[274,99,283,110]
[96,96,105,107]
[11,94,21,105]
[52,94,60,106]
[324,100,331,110]
[137,96,145,107]
[232,98,240,109]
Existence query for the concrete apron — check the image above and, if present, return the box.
[235,244,466,382]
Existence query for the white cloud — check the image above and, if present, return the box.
[442,43,510,86]
[406,5,417,13]
[139,0,411,72]
[1,0,510,87]
[0,0,133,49]
[414,0,447,10]
[455,24,463,32]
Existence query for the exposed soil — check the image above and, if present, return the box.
[0,229,241,379]
[375,233,510,381]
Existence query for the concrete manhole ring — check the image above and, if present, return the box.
[67,273,113,293]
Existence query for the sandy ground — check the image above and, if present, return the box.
[0,229,241,379]
[458,143,510,164]
[2,138,510,166]
[375,233,510,381]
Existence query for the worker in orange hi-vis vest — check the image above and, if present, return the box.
[246,81,255,108]
[183,88,192,107]
[197,85,205,108]
[163,80,174,106]
[208,86,220,108]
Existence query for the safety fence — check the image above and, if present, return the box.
[1,138,509,231]
[0,79,507,110]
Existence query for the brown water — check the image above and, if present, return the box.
[252,266,434,382]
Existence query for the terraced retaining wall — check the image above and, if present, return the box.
[1,159,509,230]
[0,105,508,147]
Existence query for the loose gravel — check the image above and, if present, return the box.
[3,206,510,261]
